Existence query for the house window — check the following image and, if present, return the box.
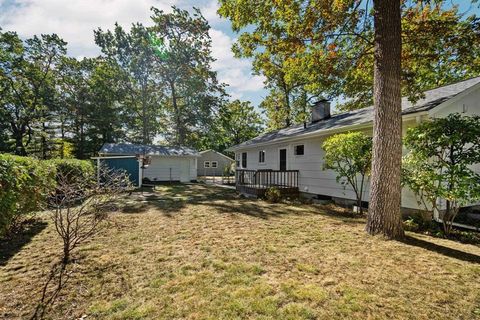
[294,145,305,156]
[242,152,247,168]
[259,150,265,163]
[236,154,240,167]
[211,161,218,168]
[204,161,210,168]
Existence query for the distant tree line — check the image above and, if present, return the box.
[0,6,263,159]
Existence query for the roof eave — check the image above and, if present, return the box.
[227,111,427,152]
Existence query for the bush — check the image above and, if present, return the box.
[264,187,282,203]
[0,154,56,236]
[0,156,95,237]
[47,158,95,185]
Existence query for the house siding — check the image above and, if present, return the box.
[197,150,234,176]
[143,156,197,182]
[234,87,480,210]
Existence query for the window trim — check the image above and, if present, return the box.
[294,144,305,156]
[204,161,210,168]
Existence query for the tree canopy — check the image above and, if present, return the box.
[0,7,258,158]
[219,0,480,121]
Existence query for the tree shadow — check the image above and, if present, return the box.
[30,261,71,320]
[402,235,480,264]
[207,201,291,219]
[120,184,238,216]
[0,219,48,266]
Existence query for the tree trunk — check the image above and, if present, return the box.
[366,0,404,239]
[170,81,184,145]
[282,81,291,127]
[141,82,149,145]
[12,124,27,156]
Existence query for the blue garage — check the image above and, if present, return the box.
[94,156,140,187]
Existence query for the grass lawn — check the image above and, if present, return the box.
[1,184,480,319]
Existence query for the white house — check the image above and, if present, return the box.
[95,143,199,186]
[227,77,480,210]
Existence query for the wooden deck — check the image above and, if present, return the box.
[235,169,299,197]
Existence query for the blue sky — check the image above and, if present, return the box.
[0,0,478,108]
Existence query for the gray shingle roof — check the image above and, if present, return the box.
[229,77,480,150]
[99,143,199,156]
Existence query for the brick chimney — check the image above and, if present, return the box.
[311,99,331,123]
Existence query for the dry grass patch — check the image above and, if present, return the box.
[1,184,480,319]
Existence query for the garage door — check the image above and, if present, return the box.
[143,157,181,182]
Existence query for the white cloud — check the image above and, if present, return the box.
[209,28,266,96]
[0,0,266,103]
[198,0,224,27]
[0,0,175,56]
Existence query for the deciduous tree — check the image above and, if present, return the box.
[403,114,480,235]
[0,31,66,156]
[150,6,225,146]
[323,132,372,214]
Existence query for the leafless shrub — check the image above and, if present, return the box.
[49,165,132,264]
[29,166,131,319]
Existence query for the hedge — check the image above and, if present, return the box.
[0,155,55,236]
[47,158,95,185]
[0,155,95,237]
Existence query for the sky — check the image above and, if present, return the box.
[0,0,478,109]
[0,0,268,106]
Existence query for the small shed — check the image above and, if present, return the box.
[197,149,234,177]
[94,143,199,187]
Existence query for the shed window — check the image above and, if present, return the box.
[259,150,265,163]
[211,161,218,168]
[242,152,247,168]
[294,145,305,156]
[204,161,210,168]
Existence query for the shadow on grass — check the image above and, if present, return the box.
[123,184,368,222]
[402,235,480,264]
[0,219,48,266]
[207,201,291,219]
[122,184,238,216]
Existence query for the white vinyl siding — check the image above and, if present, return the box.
[233,85,480,210]
[143,156,195,182]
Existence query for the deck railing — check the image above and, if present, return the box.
[235,169,299,197]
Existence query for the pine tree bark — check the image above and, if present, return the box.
[366,0,404,239]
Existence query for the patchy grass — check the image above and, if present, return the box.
[1,184,480,319]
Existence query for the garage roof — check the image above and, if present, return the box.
[99,143,199,157]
